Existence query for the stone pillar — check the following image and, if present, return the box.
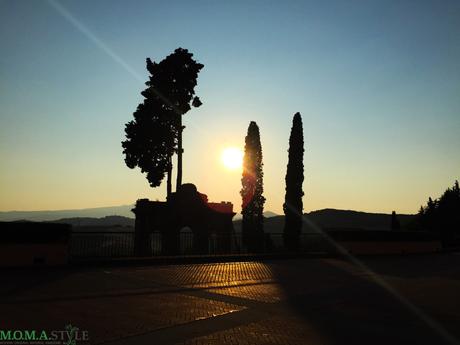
[133,199,151,256]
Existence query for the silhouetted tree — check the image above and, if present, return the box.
[391,211,400,231]
[283,112,304,250]
[122,99,176,196]
[145,48,203,190]
[418,197,438,233]
[122,48,203,196]
[241,121,265,252]
[417,181,460,246]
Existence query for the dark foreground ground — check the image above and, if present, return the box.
[1,254,459,345]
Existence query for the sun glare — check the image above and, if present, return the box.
[221,147,243,170]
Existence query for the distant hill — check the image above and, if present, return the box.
[307,208,415,230]
[0,205,134,222]
[263,211,278,218]
[0,205,277,223]
[233,209,416,234]
[50,215,134,227]
[1,207,416,234]
[233,211,278,220]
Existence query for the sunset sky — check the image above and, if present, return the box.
[1,0,459,215]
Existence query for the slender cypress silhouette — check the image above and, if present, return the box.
[391,211,401,231]
[241,121,265,252]
[283,112,304,250]
[122,48,203,196]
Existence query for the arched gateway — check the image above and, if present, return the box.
[133,184,236,256]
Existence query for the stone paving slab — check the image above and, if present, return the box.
[177,315,325,345]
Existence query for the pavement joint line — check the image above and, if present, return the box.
[0,279,279,305]
[180,285,274,309]
[96,304,273,345]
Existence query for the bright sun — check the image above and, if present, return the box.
[221,147,243,170]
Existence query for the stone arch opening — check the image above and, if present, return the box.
[179,226,193,254]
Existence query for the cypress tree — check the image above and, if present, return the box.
[391,211,401,230]
[283,112,304,250]
[241,121,265,252]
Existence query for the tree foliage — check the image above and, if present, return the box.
[417,180,460,245]
[144,49,203,116]
[283,112,304,250]
[122,48,203,194]
[145,48,203,189]
[122,99,176,188]
[241,121,265,251]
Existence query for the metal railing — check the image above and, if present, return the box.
[70,231,329,258]
[70,232,135,258]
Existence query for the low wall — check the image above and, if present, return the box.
[327,230,442,255]
[339,241,442,255]
[0,222,71,267]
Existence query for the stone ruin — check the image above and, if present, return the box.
[133,183,236,255]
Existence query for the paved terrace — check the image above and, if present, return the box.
[1,254,459,345]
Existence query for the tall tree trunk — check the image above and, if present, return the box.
[166,157,172,199]
[176,115,183,191]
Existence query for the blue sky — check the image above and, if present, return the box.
[1,0,459,214]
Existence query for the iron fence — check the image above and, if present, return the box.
[70,231,329,258]
[70,232,135,258]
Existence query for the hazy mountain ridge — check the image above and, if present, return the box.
[0,205,135,222]
[232,211,277,220]
[0,206,277,224]
[49,216,135,227]
[233,209,416,234]
[307,208,415,230]
[1,207,415,233]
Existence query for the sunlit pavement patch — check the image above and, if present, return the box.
[206,282,287,303]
